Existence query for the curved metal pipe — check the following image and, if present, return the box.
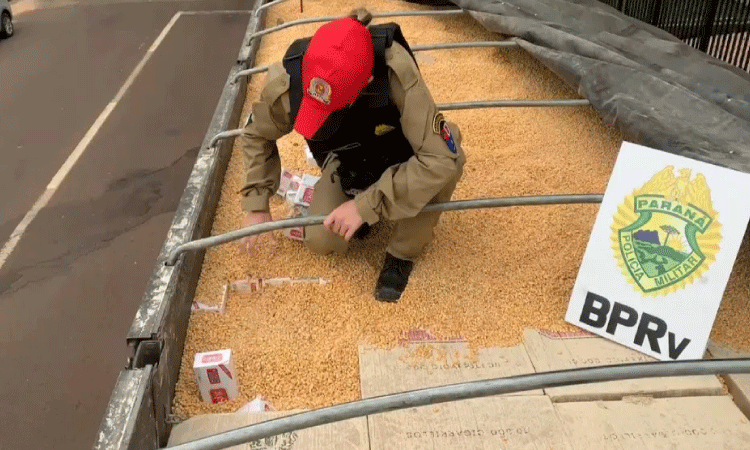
[164,194,603,266]
[164,358,750,450]
[247,9,466,42]
[209,129,243,148]
[411,41,519,51]
[232,64,271,83]
[440,99,590,110]
[255,0,289,16]
[201,96,591,151]
[231,42,520,82]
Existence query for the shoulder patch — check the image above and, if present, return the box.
[440,122,457,154]
[432,112,445,134]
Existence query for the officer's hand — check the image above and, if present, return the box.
[238,211,273,254]
[324,200,364,241]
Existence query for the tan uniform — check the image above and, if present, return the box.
[240,41,466,260]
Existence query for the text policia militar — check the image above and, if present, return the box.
[578,292,691,360]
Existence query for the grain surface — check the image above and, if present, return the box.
[172,0,750,417]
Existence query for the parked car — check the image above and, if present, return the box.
[1,0,13,39]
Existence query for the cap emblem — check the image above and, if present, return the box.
[308,77,332,104]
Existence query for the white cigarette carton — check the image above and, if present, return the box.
[285,190,297,207]
[276,169,302,198]
[304,145,317,167]
[290,175,302,195]
[229,278,263,294]
[294,174,320,207]
[301,174,320,187]
[283,226,305,241]
[283,202,308,241]
[193,349,239,404]
[236,395,275,413]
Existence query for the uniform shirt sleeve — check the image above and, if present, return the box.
[354,42,465,225]
[239,62,294,213]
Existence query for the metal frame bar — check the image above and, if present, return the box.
[247,9,466,42]
[165,194,603,265]
[93,366,156,450]
[411,41,519,51]
[209,129,243,147]
[233,64,271,82]
[232,41,519,82]
[440,99,590,110]
[207,97,590,146]
[164,359,750,450]
[255,0,288,16]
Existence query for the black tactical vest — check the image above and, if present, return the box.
[282,23,419,194]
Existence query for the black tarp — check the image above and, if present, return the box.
[449,0,750,174]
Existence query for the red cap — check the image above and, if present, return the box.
[294,17,373,139]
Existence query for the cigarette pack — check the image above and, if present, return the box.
[285,190,297,207]
[191,285,228,313]
[304,145,317,167]
[294,174,320,207]
[276,169,302,198]
[263,277,330,287]
[283,202,308,241]
[229,278,263,293]
[283,226,305,241]
[193,349,238,404]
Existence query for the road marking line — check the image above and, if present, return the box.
[0,12,184,270]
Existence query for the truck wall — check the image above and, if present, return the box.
[93,1,267,448]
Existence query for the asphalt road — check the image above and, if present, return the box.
[0,2,251,449]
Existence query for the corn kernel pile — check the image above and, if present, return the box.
[172,0,750,418]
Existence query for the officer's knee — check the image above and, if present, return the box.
[304,226,348,255]
[304,237,333,255]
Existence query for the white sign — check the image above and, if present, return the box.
[566,142,750,361]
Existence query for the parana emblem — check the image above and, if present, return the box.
[611,166,722,296]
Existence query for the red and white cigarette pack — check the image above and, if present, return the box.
[294,174,320,207]
[279,173,317,241]
[283,226,305,241]
[229,278,263,293]
[193,349,239,404]
[283,204,308,241]
[285,190,298,207]
[276,169,302,198]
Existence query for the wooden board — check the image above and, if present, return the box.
[555,396,750,448]
[523,329,724,402]
[707,340,750,419]
[358,342,541,398]
[167,410,369,450]
[368,396,574,450]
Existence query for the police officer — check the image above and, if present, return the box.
[238,9,466,302]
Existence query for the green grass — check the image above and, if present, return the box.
[633,239,690,278]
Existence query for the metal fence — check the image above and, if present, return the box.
[599,0,750,71]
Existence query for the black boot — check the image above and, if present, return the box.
[375,253,414,302]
